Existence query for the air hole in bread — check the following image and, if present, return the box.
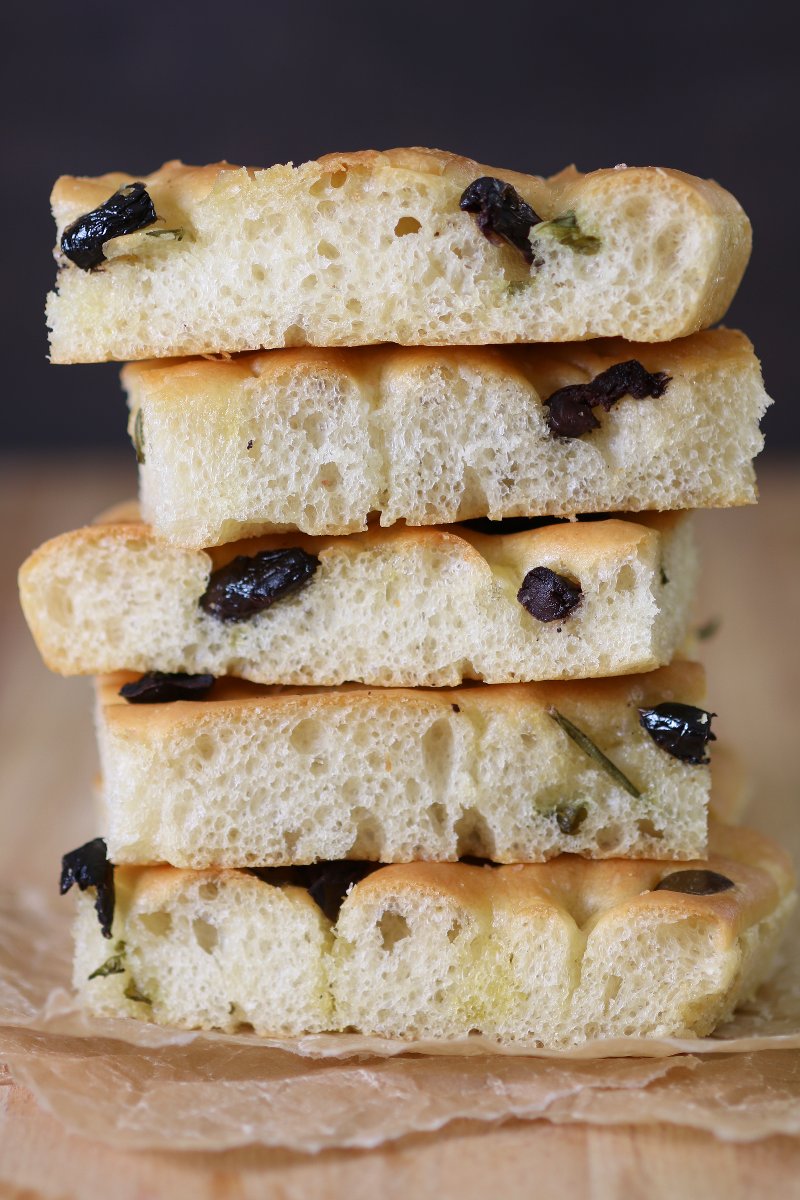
[447,920,462,944]
[352,807,385,854]
[394,216,421,237]
[378,910,410,950]
[330,169,348,189]
[198,882,219,901]
[196,734,215,762]
[596,824,622,851]
[455,808,496,859]
[604,975,623,1004]
[317,240,340,260]
[192,917,219,954]
[637,818,664,839]
[421,717,454,785]
[616,565,636,592]
[289,717,325,755]
[426,802,447,833]
[139,910,172,937]
[283,324,307,347]
[251,264,266,282]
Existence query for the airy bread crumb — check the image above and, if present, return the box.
[123,330,770,544]
[73,823,795,1044]
[19,512,697,685]
[47,149,751,361]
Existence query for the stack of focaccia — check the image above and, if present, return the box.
[21,148,795,1045]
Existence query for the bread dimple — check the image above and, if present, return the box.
[19,511,696,685]
[47,149,751,361]
[72,823,795,1043]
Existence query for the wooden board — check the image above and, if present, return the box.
[1,455,799,1198]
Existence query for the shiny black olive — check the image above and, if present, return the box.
[638,703,716,764]
[654,869,734,895]
[119,672,216,703]
[61,182,158,271]
[60,838,115,938]
[200,548,320,623]
[250,861,377,921]
[459,176,542,264]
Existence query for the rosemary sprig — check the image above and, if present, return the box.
[534,211,601,255]
[548,708,641,798]
[133,407,145,465]
[88,941,126,980]
[145,227,185,241]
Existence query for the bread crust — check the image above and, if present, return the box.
[100,659,705,729]
[352,822,790,942]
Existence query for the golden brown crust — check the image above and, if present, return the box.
[115,822,794,945]
[24,508,676,580]
[51,150,749,238]
[98,660,706,731]
[350,822,794,940]
[120,328,756,404]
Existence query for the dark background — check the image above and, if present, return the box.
[2,0,798,457]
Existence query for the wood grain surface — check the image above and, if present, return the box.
[1,456,798,1199]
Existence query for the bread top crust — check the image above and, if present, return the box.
[51,148,749,241]
[120,328,757,403]
[98,660,705,732]
[23,506,683,582]
[113,823,793,946]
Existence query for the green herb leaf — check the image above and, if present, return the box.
[548,708,641,798]
[88,940,127,980]
[535,210,601,255]
[696,616,721,641]
[506,279,533,297]
[133,407,145,465]
[145,227,185,241]
[124,979,152,1005]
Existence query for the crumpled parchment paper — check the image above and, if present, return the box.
[1,886,800,1150]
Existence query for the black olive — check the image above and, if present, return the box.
[638,703,717,764]
[545,360,671,438]
[200,547,320,623]
[119,672,216,704]
[545,389,602,438]
[461,516,568,535]
[250,861,377,921]
[555,803,588,835]
[517,566,582,622]
[459,176,542,265]
[60,838,115,938]
[654,869,735,895]
[61,182,158,271]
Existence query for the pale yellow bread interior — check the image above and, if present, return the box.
[19,509,696,686]
[123,329,770,544]
[47,148,751,361]
[73,822,795,1044]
